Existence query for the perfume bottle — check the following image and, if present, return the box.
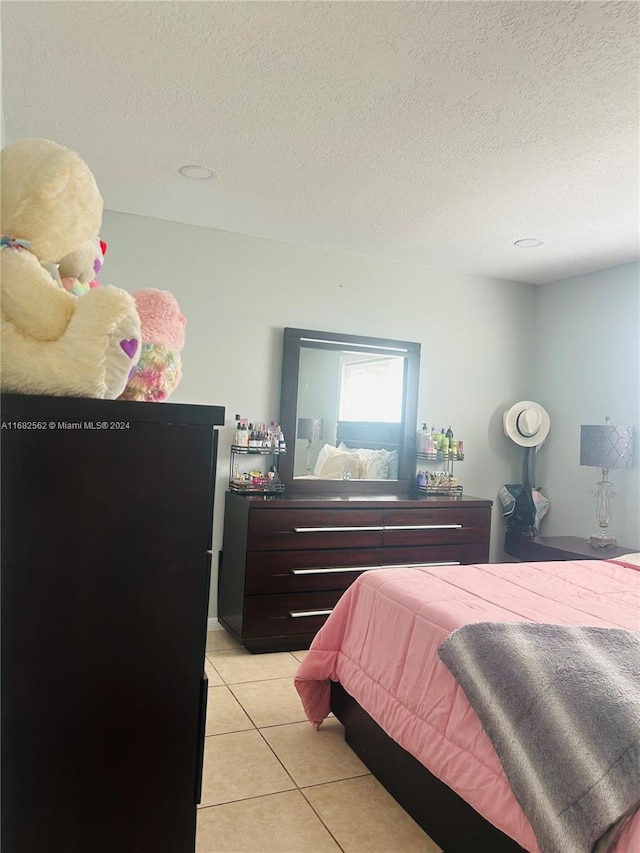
[268,465,281,490]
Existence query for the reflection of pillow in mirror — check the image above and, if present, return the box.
[337,443,397,479]
[361,449,389,480]
[313,443,338,477]
[318,450,363,479]
[338,444,388,479]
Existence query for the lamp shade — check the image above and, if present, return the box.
[580,425,634,469]
[297,417,324,442]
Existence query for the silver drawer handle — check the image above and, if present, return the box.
[292,561,461,575]
[289,608,334,618]
[384,524,463,531]
[379,561,460,568]
[293,526,384,533]
[292,565,379,575]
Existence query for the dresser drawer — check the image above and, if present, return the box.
[245,548,384,594]
[381,542,490,566]
[382,507,490,547]
[244,590,344,639]
[245,542,490,594]
[248,508,384,551]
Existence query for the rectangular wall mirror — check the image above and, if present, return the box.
[279,328,421,494]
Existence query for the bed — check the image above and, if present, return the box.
[294,558,640,853]
[309,421,401,480]
[293,420,401,480]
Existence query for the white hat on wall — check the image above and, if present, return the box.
[503,401,551,448]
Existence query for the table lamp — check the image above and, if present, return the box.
[580,418,634,547]
[297,417,324,474]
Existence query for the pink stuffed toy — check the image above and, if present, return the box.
[118,288,186,402]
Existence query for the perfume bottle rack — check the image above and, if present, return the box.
[231,446,287,454]
[418,484,464,497]
[229,446,286,495]
[416,452,464,497]
[416,451,465,462]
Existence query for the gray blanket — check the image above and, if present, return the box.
[438,622,640,853]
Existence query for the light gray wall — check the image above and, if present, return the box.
[296,348,340,475]
[533,262,640,549]
[101,209,537,616]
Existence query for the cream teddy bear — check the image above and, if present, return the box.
[1,138,141,399]
[57,237,106,295]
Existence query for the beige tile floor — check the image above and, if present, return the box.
[198,629,441,853]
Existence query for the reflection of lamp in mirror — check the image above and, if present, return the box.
[297,417,324,474]
[580,418,635,547]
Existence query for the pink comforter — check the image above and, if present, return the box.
[294,559,640,852]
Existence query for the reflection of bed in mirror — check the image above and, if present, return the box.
[309,421,401,480]
[336,420,401,451]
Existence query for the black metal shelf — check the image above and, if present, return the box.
[416,451,464,497]
[229,483,286,495]
[417,484,464,498]
[231,445,287,455]
[229,444,286,494]
[416,452,464,462]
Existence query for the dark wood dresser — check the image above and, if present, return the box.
[1,393,224,853]
[218,491,492,652]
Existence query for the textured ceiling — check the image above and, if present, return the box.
[2,1,639,284]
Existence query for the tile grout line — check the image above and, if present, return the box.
[197,790,347,853]
[296,787,348,853]
[254,725,347,853]
[205,660,301,687]
[199,722,349,849]
[197,788,299,810]
[201,640,354,851]
[205,676,258,736]
[296,773,372,791]
[255,722,298,785]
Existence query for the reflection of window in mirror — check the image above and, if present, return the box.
[338,356,403,422]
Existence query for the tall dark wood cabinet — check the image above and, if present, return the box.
[1,393,225,853]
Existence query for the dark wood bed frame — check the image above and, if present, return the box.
[336,419,402,452]
[330,680,526,853]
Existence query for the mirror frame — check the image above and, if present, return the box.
[279,327,421,494]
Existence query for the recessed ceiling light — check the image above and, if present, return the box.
[178,164,217,180]
[514,238,545,248]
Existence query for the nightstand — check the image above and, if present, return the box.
[520,536,636,562]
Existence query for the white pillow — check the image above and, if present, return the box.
[337,443,394,479]
[314,444,363,478]
[313,443,338,477]
[317,449,363,479]
[362,449,390,479]
[616,552,640,566]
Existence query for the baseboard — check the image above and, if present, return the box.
[207,618,223,631]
